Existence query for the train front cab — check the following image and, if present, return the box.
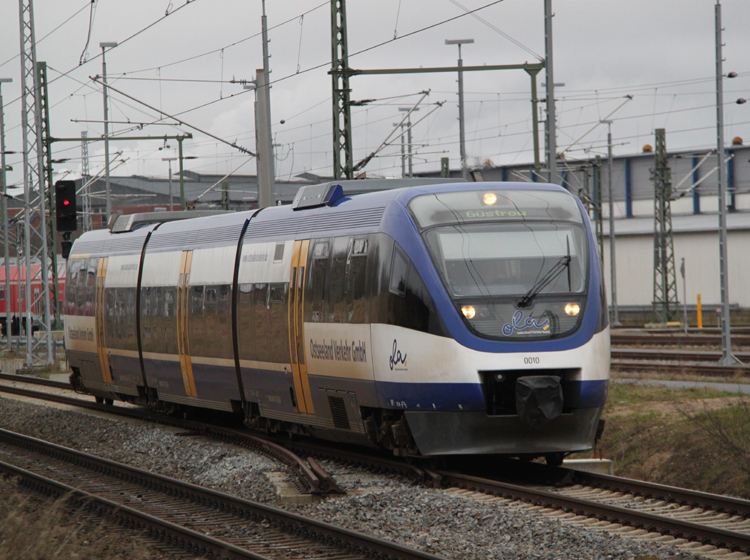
[376,185,610,459]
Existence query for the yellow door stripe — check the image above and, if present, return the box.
[296,240,315,414]
[288,241,306,413]
[178,250,197,397]
[96,257,112,384]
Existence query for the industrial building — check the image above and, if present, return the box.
[42,138,750,323]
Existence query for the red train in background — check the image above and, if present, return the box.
[0,263,66,334]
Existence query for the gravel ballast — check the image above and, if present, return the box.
[0,394,703,560]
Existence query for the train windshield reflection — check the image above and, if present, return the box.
[423,223,587,299]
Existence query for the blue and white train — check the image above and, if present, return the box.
[64,182,610,465]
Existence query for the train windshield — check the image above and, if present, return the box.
[410,190,589,340]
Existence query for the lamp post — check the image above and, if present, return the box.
[714,1,741,366]
[445,39,473,181]
[602,119,620,326]
[162,157,176,211]
[398,107,419,177]
[0,77,11,347]
[100,41,117,223]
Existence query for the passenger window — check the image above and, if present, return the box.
[309,239,330,322]
[328,237,349,322]
[269,283,286,304]
[347,237,368,323]
[389,247,408,297]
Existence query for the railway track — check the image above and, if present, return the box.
[6,372,750,557]
[262,437,750,558]
[438,469,750,559]
[0,375,343,496]
[612,331,750,348]
[612,348,750,364]
[0,427,446,560]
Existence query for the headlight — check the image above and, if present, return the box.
[461,305,476,319]
[483,192,497,205]
[564,302,580,316]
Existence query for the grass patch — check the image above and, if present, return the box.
[599,383,750,498]
[606,382,736,408]
[0,477,160,559]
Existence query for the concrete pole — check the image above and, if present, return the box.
[256,0,275,208]
[0,78,11,348]
[544,0,559,184]
[604,120,620,326]
[398,107,419,177]
[446,39,473,182]
[255,68,274,208]
[168,160,173,211]
[714,1,740,366]
[100,42,117,222]
[178,137,185,210]
[400,122,406,178]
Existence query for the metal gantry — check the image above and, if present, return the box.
[18,0,54,366]
[331,0,353,180]
[37,62,61,330]
[651,128,679,324]
[81,131,92,232]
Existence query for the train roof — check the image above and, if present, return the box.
[71,181,572,256]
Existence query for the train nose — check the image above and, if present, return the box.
[515,376,563,427]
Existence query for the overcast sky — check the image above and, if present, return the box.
[1,0,750,188]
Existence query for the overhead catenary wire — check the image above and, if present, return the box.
[89,75,256,156]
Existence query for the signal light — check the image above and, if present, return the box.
[55,180,77,232]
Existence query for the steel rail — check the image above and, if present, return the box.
[612,333,750,347]
[0,460,273,560]
[0,427,447,560]
[0,382,343,495]
[611,360,749,376]
[438,470,750,554]
[0,371,70,389]
[612,348,750,363]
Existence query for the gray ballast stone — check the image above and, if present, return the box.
[0,396,701,560]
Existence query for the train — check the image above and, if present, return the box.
[0,263,66,334]
[64,181,610,465]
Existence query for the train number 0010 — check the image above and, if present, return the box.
[523,356,540,365]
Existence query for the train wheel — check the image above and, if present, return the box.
[95,396,104,404]
[545,452,565,467]
[104,398,114,406]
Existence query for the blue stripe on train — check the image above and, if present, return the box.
[375,379,609,412]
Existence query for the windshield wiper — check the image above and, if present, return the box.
[518,254,571,308]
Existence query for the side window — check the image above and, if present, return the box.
[253,283,269,360]
[309,239,330,322]
[164,288,177,355]
[189,285,205,356]
[105,288,116,346]
[347,237,368,323]
[377,238,448,338]
[328,237,349,322]
[84,257,98,316]
[389,246,408,297]
[267,282,289,363]
[141,286,152,343]
[237,283,253,361]
[65,259,81,315]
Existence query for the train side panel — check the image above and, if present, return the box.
[101,253,142,396]
[182,245,241,410]
[140,250,188,404]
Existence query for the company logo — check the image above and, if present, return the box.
[389,339,407,371]
[502,310,550,336]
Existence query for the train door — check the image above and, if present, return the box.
[95,257,112,384]
[177,250,197,398]
[288,239,315,414]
